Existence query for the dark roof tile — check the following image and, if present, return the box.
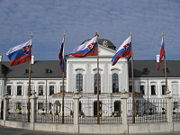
[0,60,179,78]
[129,60,179,77]
[0,61,65,78]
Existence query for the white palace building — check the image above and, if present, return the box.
[0,39,180,116]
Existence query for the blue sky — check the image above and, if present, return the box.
[0,0,180,61]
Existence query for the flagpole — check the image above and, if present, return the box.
[96,32,100,124]
[162,32,168,94]
[130,33,136,123]
[62,71,65,124]
[62,33,65,124]
[27,32,33,122]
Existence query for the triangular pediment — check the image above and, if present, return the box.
[98,45,116,56]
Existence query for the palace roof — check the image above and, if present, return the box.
[0,60,179,78]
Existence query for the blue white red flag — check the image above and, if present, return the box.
[59,35,65,72]
[71,35,98,57]
[6,40,32,66]
[112,36,132,66]
[157,34,165,71]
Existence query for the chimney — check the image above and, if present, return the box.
[31,55,34,64]
[0,55,2,62]
[156,55,160,63]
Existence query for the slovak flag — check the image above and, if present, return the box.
[71,35,98,57]
[59,35,65,72]
[157,34,165,71]
[6,40,32,66]
[112,36,132,66]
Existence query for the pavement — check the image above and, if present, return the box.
[0,125,180,135]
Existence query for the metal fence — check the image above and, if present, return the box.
[173,98,180,122]
[35,100,73,124]
[79,99,122,124]
[0,110,2,120]
[127,98,167,123]
[6,100,28,122]
[0,111,1,120]
[4,97,180,124]
[0,100,2,120]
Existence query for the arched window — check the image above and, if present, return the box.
[76,73,83,91]
[112,73,119,93]
[94,73,101,94]
[114,101,121,117]
[93,101,102,116]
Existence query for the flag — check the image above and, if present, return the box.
[157,34,165,71]
[6,40,32,66]
[112,36,132,66]
[71,35,98,57]
[59,35,65,72]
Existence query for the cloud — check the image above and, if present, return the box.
[0,0,180,60]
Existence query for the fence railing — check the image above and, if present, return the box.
[79,99,122,124]
[6,100,28,122]
[172,98,180,122]
[127,98,167,123]
[35,100,73,124]
[3,96,180,124]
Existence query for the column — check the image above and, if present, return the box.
[0,98,2,119]
[104,63,108,93]
[124,60,129,92]
[166,95,172,123]
[67,63,72,92]
[30,95,38,123]
[3,96,9,121]
[85,64,90,93]
[120,92,129,125]
[73,91,81,125]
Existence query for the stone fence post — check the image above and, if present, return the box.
[3,96,9,121]
[0,98,2,119]
[30,95,37,123]
[120,93,129,125]
[73,91,81,125]
[166,95,172,123]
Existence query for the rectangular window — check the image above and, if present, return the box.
[151,85,156,95]
[140,85,145,95]
[16,102,21,110]
[38,85,43,96]
[162,85,166,95]
[7,86,11,96]
[49,86,54,96]
[17,85,22,96]
[129,85,132,93]
[173,101,178,109]
[38,102,44,110]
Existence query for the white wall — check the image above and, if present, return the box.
[66,45,129,94]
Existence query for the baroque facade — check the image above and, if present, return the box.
[0,39,180,116]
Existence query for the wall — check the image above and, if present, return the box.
[1,120,180,134]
